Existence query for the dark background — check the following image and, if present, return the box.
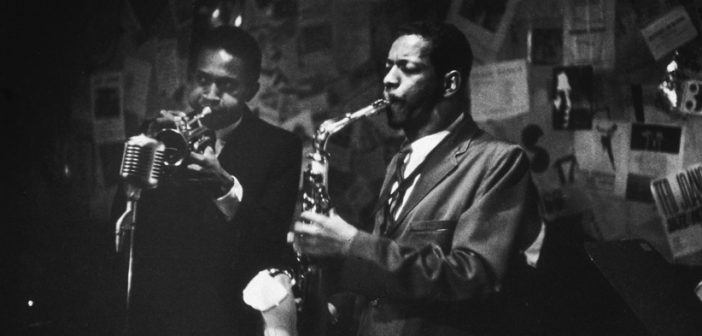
[4,1,702,335]
[4,1,123,334]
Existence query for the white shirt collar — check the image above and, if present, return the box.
[404,113,464,176]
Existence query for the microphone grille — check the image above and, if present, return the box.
[120,135,166,189]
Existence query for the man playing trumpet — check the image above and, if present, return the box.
[113,26,301,336]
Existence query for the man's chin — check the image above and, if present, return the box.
[385,113,405,130]
[203,113,240,130]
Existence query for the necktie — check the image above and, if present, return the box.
[380,146,412,234]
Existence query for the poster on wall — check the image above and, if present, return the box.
[563,0,615,69]
[123,57,152,126]
[470,59,529,122]
[298,20,337,77]
[446,0,520,62]
[626,123,684,203]
[650,163,702,258]
[574,119,630,197]
[90,72,125,144]
[155,38,181,99]
[641,6,698,60]
[333,0,372,72]
[551,65,593,130]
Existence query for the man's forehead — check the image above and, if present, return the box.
[195,48,246,76]
[388,34,431,61]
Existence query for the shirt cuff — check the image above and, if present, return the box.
[214,175,243,221]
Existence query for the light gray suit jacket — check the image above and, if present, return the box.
[336,118,541,336]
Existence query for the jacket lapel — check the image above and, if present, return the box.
[371,151,404,234]
[384,120,478,236]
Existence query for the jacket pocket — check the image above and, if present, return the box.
[408,220,456,232]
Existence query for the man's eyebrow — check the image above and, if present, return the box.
[386,59,414,66]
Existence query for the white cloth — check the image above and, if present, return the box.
[242,270,290,312]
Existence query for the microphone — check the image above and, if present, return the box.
[120,134,166,190]
[115,134,165,252]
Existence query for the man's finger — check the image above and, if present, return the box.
[299,211,330,224]
[160,110,187,118]
[187,163,202,171]
[293,222,322,235]
[202,146,216,156]
[188,151,206,164]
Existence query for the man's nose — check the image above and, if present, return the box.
[383,66,399,91]
[202,83,221,104]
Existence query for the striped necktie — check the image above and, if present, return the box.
[380,146,412,234]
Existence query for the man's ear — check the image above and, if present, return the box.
[243,81,261,102]
[443,70,461,98]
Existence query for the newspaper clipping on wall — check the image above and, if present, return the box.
[650,163,702,258]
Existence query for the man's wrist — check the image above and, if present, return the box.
[340,227,358,256]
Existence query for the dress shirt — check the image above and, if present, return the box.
[210,117,244,221]
[390,115,463,218]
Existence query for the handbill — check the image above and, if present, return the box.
[641,6,698,60]
[470,59,529,122]
[650,164,702,258]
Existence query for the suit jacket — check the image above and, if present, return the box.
[335,118,540,336]
[115,109,302,336]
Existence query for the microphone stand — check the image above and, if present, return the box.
[115,133,165,335]
[115,185,143,334]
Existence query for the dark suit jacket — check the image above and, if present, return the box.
[335,118,540,336]
[115,109,301,336]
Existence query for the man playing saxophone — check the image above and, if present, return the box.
[291,21,541,336]
[112,26,301,336]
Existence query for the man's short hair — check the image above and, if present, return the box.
[189,25,262,84]
[395,21,473,90]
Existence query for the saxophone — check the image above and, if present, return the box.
[295,98,389,336]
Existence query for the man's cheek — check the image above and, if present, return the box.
[188,87,203,105]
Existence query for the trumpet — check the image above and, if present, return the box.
[154,107,214,172]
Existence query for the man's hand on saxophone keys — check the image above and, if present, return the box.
[291,210,358,258]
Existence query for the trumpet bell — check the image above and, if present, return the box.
[155,128,190,168]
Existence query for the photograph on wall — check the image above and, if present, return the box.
[529,27,563,65]
[574,119,631,197]
[650,164,702,258]
[551,65,593,130]
[626,122,684,203]
[446,0,519,62]
[90,72,125,144]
